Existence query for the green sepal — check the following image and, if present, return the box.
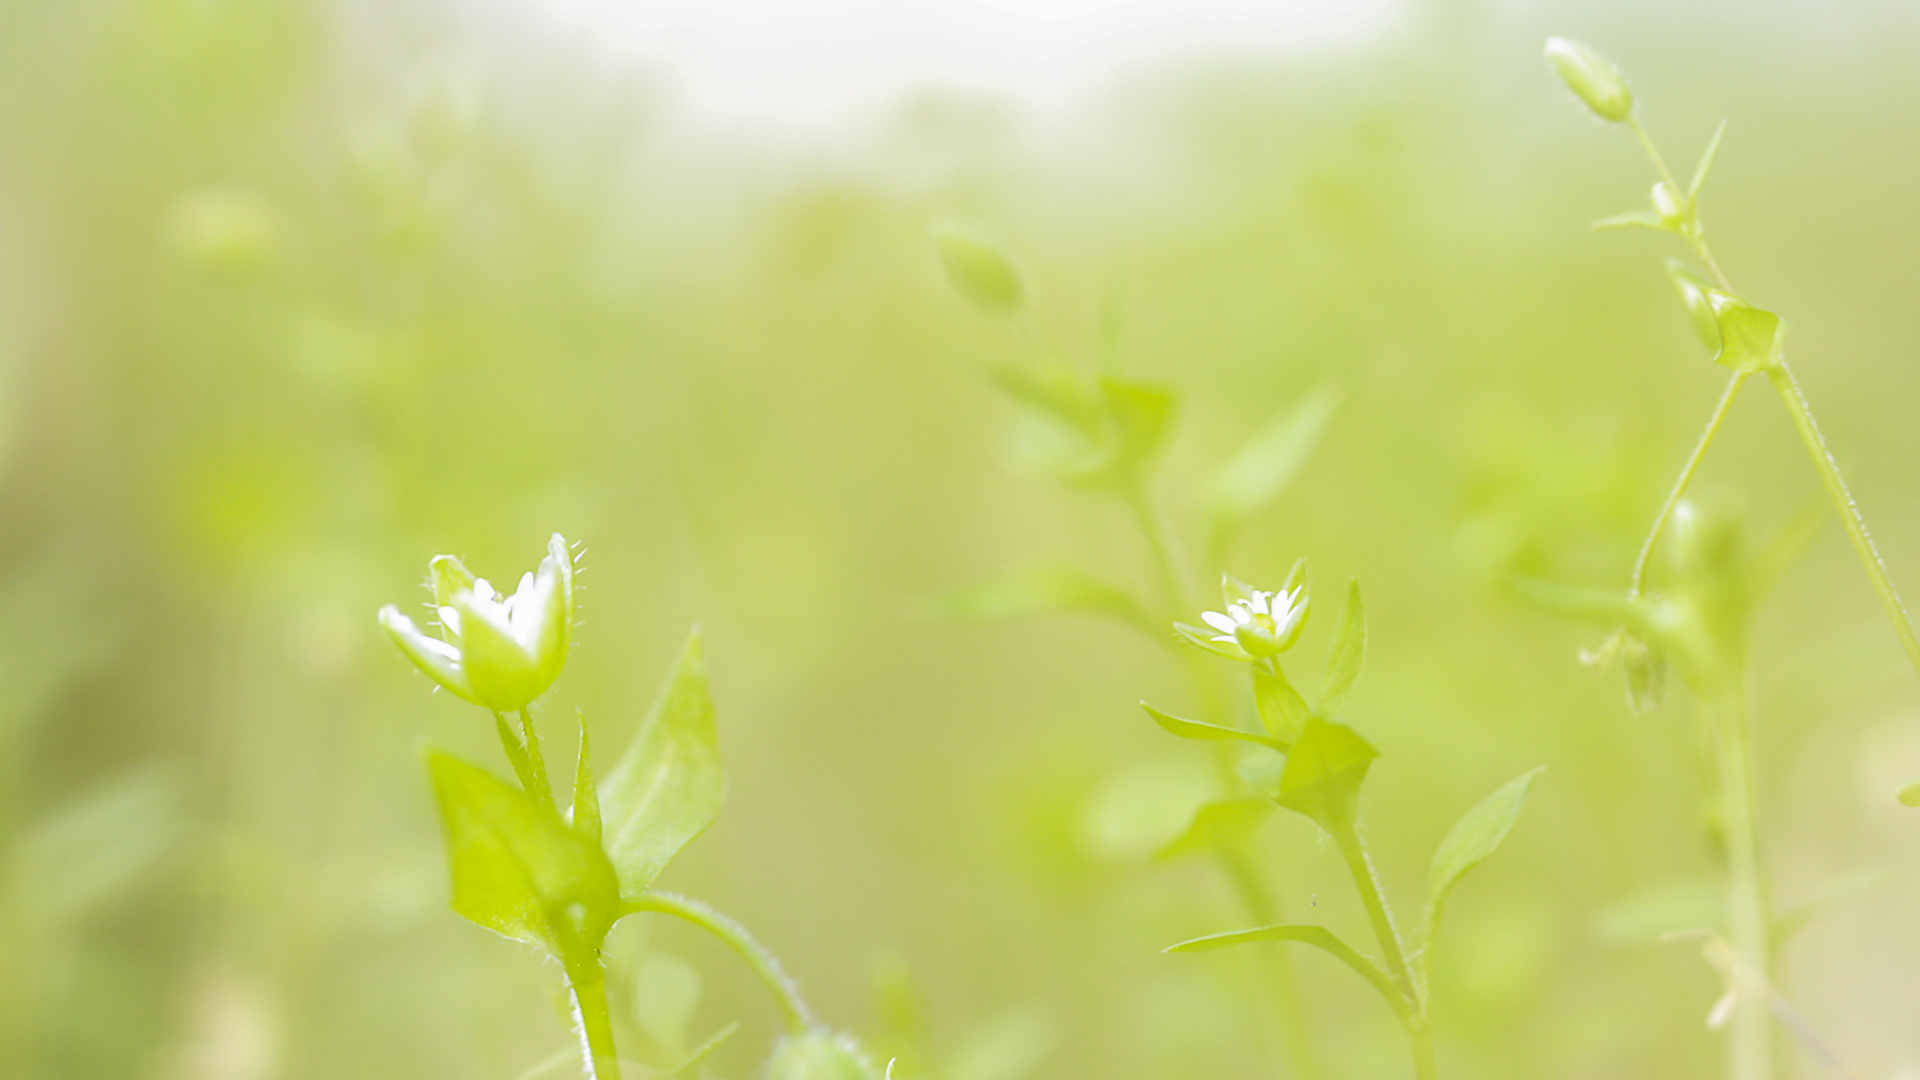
[599,628,724,895]
[1252,662,1310,743]
[1174,621,1244,659]
[571,709,602,846]
[1141,702,1289,752]
[1282,557,1308,597]
[1158,797,1272,861]
[426,752,619,963]
[1164,923,1409,1014]
[1424,767,1541,946]
[1275,716,1378,835]
[1319,580,1366,717]
[430,553,476,607]
[767,1030,883,1080]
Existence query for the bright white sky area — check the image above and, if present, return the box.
[508,0,1403,127]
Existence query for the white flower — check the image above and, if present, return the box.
[380,533,576,712]
[1199,583,1308,659]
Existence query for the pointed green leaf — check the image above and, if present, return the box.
[599,628,724,895]
[1164,923,1408,1013]
[1425,767,1542,943]
[1590,210,1668,232]
[1320,580,1366,716]
[1252,662,1310,743]
[1689,119,1729,201]
[1142,702,1289,752]
[571,709,602,846]
[428,752,619,960]
[1158,797,1272,861]
[935,565,1153,634]
[1709,297,1783,373]
[1275,717,1378,835]
[933,220,1025,314]
[1206,386,1336,550]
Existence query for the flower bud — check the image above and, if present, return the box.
[1651,181,1686,230]
[1545,37,1634,123]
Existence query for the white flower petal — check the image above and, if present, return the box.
[1201,610,1237,634]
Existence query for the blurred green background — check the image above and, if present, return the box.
[6,0,1920,1077]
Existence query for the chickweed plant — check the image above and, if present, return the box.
[1535,36,1920,1080]
[933,224,1539,1080]
[380,536,879,1080]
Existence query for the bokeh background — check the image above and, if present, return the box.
[6,0,1920,1077]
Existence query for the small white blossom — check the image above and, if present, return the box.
[380,533,576,712]
[1198,583,1309,659]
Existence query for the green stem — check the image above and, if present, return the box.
[1331,826,1419,1014]
[1707,684,1771,1080]
[566,960,624,1080]
[1406,1018,1437,1080]
[1628,117,1734,291]
[519,708,555,809]
[1630,371,1750,599]
[622,892,814,1034]
[1218,846,1325,1080]
[1765,362,1920,680]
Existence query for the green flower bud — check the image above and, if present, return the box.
[767,1031,880,1080]
[380,533,577,712]
[1545,37,1634,123]
[1667,260,1722,351]
[1651,181,1686,230]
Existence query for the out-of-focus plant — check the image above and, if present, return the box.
[1153,572,1537,1080]
[1533,36,1920,1080]
[933,222,1534,1080]
[380,535,880,1080]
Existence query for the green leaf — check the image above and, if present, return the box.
[1141,702,1289,752]
[1590,210,1668,232]
[599,628,725,895]
[571,709,602,846]
[1164,923,1408,1013]
[1709,297,1784,373]
[990,361,1103,434]
[1689,119,1729,201]
[1252,662,1310,743]
[1158,796,1272,861]
[935,565,1152,634]
[932,220,1025,313]
[1275,717,1378,835]
[1098,375,1175,480]
[428,752,620,960]
[1320,580,1366,716]
[1206,386,1336,552]
[1425,767,1542,943]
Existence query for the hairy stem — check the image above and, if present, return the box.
[1332,827,1419,1014]
[517,708,555,809]
[1631,372,1749,599]
[623,892,814,1034]
[566,961,624,1080]
[1765,362,1920,679]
